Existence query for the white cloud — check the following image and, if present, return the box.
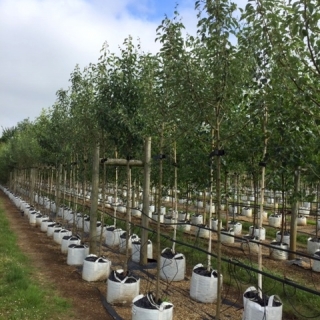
[0,0,164,134]
[0,0,245,135]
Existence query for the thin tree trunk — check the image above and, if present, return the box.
[215,123,222,320]
[98,154,107,256]
[289,168,300,259]
[113,149,118,226]
[124,161,132,274]
[140,137,151,265]
[258,105,268,297]
[89,142,100,255]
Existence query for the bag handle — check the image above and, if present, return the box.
[268,295,282,307]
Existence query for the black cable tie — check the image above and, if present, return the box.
[209,149,225,157]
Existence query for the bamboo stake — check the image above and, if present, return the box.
[172,138,178,253]
[156,124,164,302]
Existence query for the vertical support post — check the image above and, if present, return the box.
[172,138,178,253]
[156,124,164,301]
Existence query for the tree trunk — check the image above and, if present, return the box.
[140,137,151,265]
[124,160,132,274]
[258,105,268,297]
[55,164,62,216]
[215,124,222,320]
[29,168,36,207]
[89,142,100,255]
[289,168,300,259]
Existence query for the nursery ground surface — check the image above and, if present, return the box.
[0,191,113,320]
[2,189,320,320]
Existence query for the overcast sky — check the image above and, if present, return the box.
[0,0,245,136]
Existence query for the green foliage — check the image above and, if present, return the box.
[0,0,320,244]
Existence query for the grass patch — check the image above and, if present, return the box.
[0,200,73,320]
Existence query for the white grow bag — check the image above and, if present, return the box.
[107,270,140,305]
[160,206,166,215]
[258,210,268,220]
[164,216,175,227]
[67,244,89,266]
[132,293,173,320]
[29,211,38,226]
[249,226,266,241]
[178,212,189,221]
[149,205,155,214]
[206,203,215,213]
[47,223,62,237]
[242,286,282,320]
[221,229,235,244]
[197,200,203,208]
[228,205,238,214]
[276,231,290,248]
[190,263,222,303]
[96,222,107,239]
[131,208,142,217]
[228,221,242,236]
[241,236,260,254]
[117,205,126,213]
[82,254,111,282]
[64,209,73,223]
[212,218,222,231]
[132,240,153,263]
[297,215,307,226]
[268,214,281,228]
[53,229,72,245]
[269,241,288,260]
[191,214,203,226]
[194,224,210,239]
[312,250,320,272]
[242,207,252,217]
[159,248,186,282]
[76,213,86,229]
[177,220,191,232]
[307,238,320,254]
[119,233,139,252]
[61,235,81,254]
[36,214,48,227]
[105,226,124,246]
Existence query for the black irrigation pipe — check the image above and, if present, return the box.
[96,288,124,320]
[19,190,320,298]
[17,191,320,262]
[100,205,320,262]
[95,207,320,298]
